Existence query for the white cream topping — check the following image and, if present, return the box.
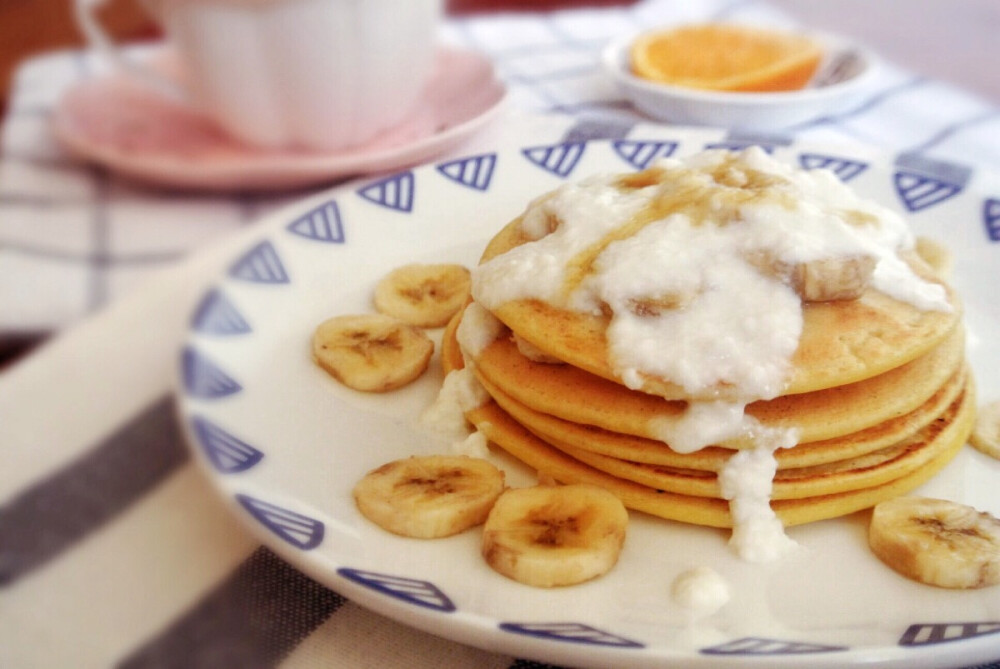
[420,368,489,445]
[720,440,799,562]
[452,429,491,458]
[587,216,802,398]
[473,177,656,309]
[422,302,497,453]
[671,566,731,619]
[649,401,749,455]
[456,301,504,358]
[467,147,952,561]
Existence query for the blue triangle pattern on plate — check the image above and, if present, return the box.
[338,568,456,612]
[437,153,497,191]
[701,637,847,655]
[899,622,1000,647]
[287,200,345,243]
[358,172,415,212]
[498,622,643,648]
[984,198,1000,242]
[190,415,263,473]
[228,240,290,283]
[191,288,251,335]
[798,153,869,182]
[235,494,324,550]
[181,347,242,399]
[522,142,586,178]
[612,139,678,170]
[893,171,963,212]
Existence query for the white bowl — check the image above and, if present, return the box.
[602,31,880,131]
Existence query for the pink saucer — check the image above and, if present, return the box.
[52,47,507,191]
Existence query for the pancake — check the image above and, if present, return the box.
[483,363,968,471]
[556,383,969,500]
[442,305,968,472]
[441,316,976,527]
[480,215,960,402]
[467,319,965,446]
[459,381,974,528]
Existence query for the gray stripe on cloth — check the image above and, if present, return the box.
[561,118,635,143]
[117,547,346,669]
[87,169,112,313]
[0,395,188,586]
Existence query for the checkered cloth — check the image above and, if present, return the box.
[2,0,1000,667]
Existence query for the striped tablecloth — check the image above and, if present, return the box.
[2,0,999,667]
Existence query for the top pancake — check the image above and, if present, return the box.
[479,207,960,401]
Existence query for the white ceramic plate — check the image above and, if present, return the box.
[603,31,879,131]
[53,47,506,191]
[176,131,1000,668]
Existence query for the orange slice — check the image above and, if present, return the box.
[629,24,823,93]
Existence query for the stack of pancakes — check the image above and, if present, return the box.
[441,156,974,529]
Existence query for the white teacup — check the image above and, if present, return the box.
[75,0,443,151]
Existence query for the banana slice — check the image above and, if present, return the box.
[970,399,1000,460]
[374,263,471,328]
[312,314,433,392]
[790,255,876,302]
[353,455,506,538]
[481,483,629,587]
[746,251,875,302]
[869,496,1000,588]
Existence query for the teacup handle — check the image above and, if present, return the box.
[74,0,192,103]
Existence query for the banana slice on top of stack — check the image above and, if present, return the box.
[440,147,976,563]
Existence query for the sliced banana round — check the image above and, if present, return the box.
[374,263,471,328]
[481,483,629,588]
[312,314,433,392]
[789,254,875,302]
[970,399,1000,460]
[353,455,506,538]
[869,496,1000,589]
